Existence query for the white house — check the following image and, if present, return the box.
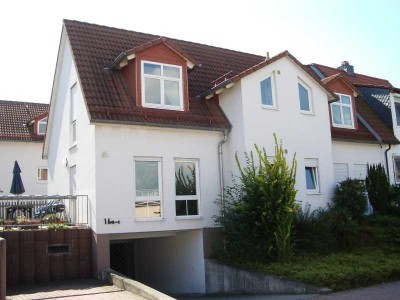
[43,20,399,294]
[0,100,48,196]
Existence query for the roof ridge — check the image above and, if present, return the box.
[63,19,265,60]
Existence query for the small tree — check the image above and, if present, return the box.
[333,179,367,219]
[365,163,390,214]
[215,134,297,262]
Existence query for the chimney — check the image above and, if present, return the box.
[337,61,354,76]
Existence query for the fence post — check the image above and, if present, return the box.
[0,237,6,300]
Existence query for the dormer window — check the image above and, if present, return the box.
[37,117,47,135]
[141,61,183,110]
[331,93,354,128]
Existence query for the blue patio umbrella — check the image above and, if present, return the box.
[10,160,25,195]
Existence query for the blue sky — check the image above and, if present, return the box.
[1,0,399,103]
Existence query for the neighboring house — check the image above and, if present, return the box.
[43,20,398,294]
[309,63,400,184]
[0,100,49,195]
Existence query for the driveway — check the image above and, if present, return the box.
[6,279,146,300]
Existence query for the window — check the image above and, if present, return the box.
[175,160,200,217]
[298,82,312,113]
[260,75,276,108]
[305,159,320,193]
[334,163,348,183]
[393,157,400,184]
[37,117,47,135]
[141,61,183,110]
[134,158,162,219]
[394,96,400,126]
[70,165,76,195]
[331,94,354,128]
[37,168,48,182]
[70,84,77,145]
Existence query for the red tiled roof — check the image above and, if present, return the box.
[0,100,49,141]
[311,63,393,88]
[64,20,267,130]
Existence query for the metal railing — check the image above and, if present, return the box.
[0,195,88,230]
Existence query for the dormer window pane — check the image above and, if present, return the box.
[38,117,47,135]
[331,93,354,128]
[144,63,161,76]
[343,107,352,125]
[164,66,180,78]
[145,78,161,104]
[332,105,342,124]
[164,80,180,106]
[341,95,351,104]
[260,77,273,106]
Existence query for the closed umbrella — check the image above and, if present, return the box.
[10,161,25,219]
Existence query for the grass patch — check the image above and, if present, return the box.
[234,247,400,291]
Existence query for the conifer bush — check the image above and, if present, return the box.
[333,178,367,219]
[366,163,390,214]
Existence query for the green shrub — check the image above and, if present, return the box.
[389,185,400,215]
[366,163,390,214]
[215,135,297,262]
[333,179,367,219]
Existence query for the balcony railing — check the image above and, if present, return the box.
[0,195,88,230]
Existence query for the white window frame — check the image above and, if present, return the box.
[260,72,277,110]
[305,159,320,194]
[298,79,313,114]
[393,156,400,184]
[70,83,77,146]
[174,159,201,219]
[141,60,184,111]
[133,157,163,220]
[394,96,400,127]
[37,167,48,183]
[37,117,47,135]
[331,93,355,129]
[70,165,77,195]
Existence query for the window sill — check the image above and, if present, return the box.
[37,181,47,184]
[135,217,165,222]
[142,104,184,111]
[175,215,203,220]
[261,105,278,110]
[300,111,315,116]
[306,191,322,195]
[332,124,355,129]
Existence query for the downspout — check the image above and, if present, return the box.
[385,143,392,178]
[218,129,229,215]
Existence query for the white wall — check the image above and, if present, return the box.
[388,92,400,184]
[220,56,335,209]
[0,141,47,195]
[46,33,96,228]
[332,140,384,182]
[94,124,222,234]
[135,229,205,294]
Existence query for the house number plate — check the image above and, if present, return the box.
[104,218,120,225]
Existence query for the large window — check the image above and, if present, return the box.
[37,117,47,135]
[175,160,200,217]
[70,83,77,145]
[298,81,312,113]
[394,96,400,126]
[331,93,354,128]
[393,157,400,184]
[141,61,183,110]
[305,159,320,193]
[260,74,276,108]
[134,158,162,219]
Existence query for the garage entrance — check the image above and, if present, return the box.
[110,240,135,279]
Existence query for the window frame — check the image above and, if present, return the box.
[394,96,400,127]
[70,165,76,195]
[70,83,77,146]
[305,159,320,194]
[133,157,163,220]
[393,156,400,184]
[331,93,355,129]
[174,159,201,219]
[260,72,277,110]
[297,79,313,114]
[141,60,184,111]
[37,117,48,135]
[37,167,48,183]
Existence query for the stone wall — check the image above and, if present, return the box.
[0,228,92,287]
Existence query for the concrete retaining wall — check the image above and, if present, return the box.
[0,238,5,300]
[205,259,331,295]
[102,268,176,300]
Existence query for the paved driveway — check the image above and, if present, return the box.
[7,279,146,300]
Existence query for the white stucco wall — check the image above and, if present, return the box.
[135,229,205,294]
[332,140,384,182]
[46,33,96,228]
[220,56,335,209]
[388,92,400,184]
[94,124,222,234]
[0,141,47,195]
